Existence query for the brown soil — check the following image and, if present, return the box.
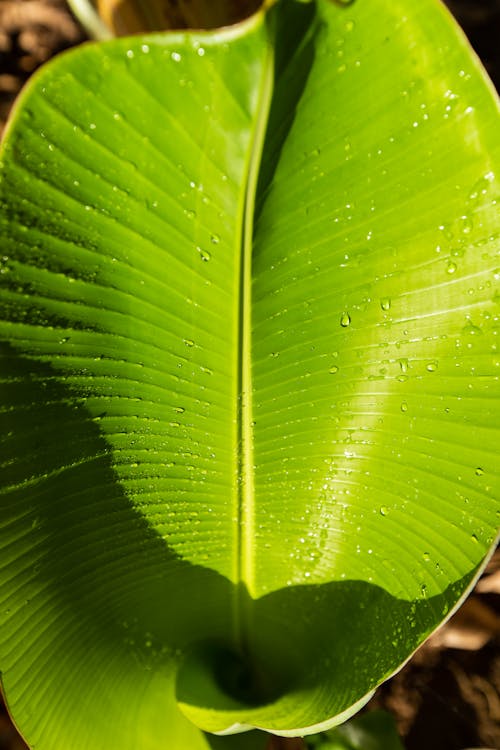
[0,0,85,135]
[0,2,499,749]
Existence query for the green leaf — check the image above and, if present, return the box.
[0,0,499,748]
[306,711,405,750]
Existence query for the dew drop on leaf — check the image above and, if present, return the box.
[197,246,211,262]
[468,171,494,201]
[400,401,408,413]
[171,51,181,62]
[461,215,473,234]
[380,297,391,311]
[340,311,351,327]
[446,261,457,274]
[329,365,339,374]
[426,361,438,372]
[462,319,482,336]
[183,338,194,347]
[475,467,484,476]
[423,552,430,562]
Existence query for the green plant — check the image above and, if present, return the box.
[305,710,404,749]
[0,0,499,748]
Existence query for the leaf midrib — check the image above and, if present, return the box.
[234,13,275,650]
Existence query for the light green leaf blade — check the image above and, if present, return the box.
[181,0,500,734]
[0,0,499,748]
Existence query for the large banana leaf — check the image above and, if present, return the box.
[0,0,499,748]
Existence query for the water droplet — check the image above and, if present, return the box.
[398,358,408,374]
[340,311,351,327]
[126,49,135,59]
[468,171,495,201]
[380,297,391,311]
[197,47,205,57]
[171,52,182,62]
[462,319,482,336]
[446,261,457,274]
[423,551,430,562]
[345,19,355,32]
[329,365,339,374]
[210,234,220,245]
[141,44,150,54]
[183,338,194,347]
[380,506,388,516]
[426,361,438,372]
[475,467,484,476]
[471,533,478,543]
[197,246,211,262]
[400,401,408,413]
[174,406,185,414]
[169,421,181,428]
[460,215,473,234]
[269,352,279,358]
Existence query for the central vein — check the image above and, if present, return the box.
[234,23,275,650]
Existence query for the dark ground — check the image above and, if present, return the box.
[0,1,499,749]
